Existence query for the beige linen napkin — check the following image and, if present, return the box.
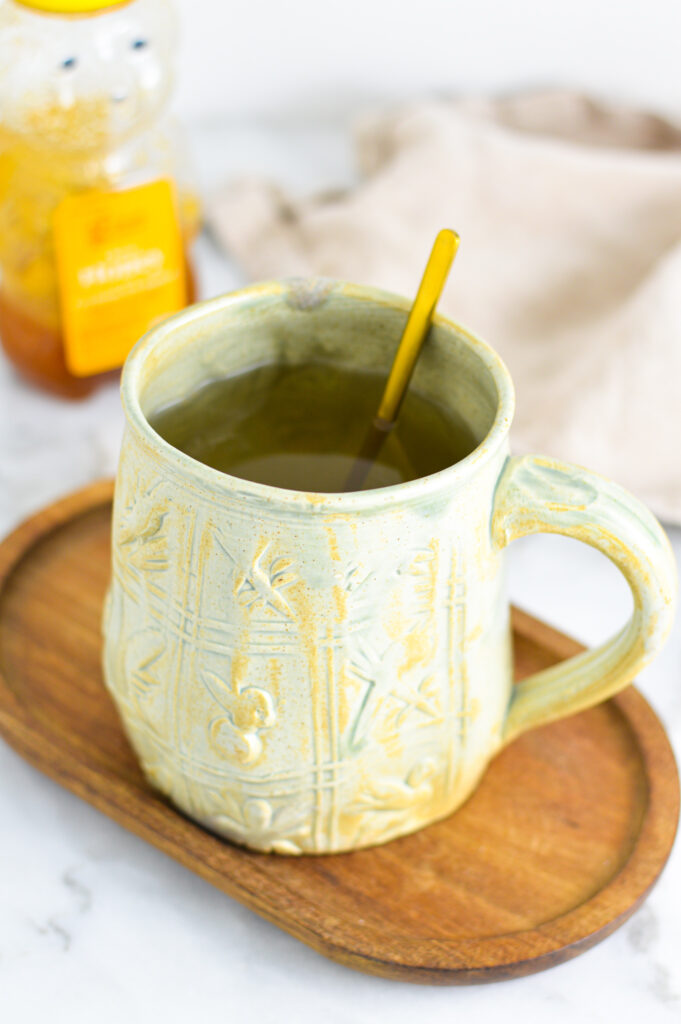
[209,92,681,522]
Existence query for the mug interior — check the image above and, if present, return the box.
[133,281,509,456]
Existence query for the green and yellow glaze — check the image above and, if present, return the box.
[102,279,677,854]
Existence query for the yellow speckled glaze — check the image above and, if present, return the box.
[102,279,677,854]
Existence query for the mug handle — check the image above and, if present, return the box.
[492,455,677,745]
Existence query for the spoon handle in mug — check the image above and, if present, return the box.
[492,454,677,745]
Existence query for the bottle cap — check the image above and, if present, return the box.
[13,1,132,13]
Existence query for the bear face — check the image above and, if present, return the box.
[0,0,177,154]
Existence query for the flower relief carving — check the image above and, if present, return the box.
[204,793,311,855]
[202,664,276,765]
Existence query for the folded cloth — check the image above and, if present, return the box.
[208,92,681,523]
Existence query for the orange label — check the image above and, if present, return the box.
[54,179,187,377]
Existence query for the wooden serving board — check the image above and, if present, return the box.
[0,481,678,985]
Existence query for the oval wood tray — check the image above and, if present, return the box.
[0,481,677,984]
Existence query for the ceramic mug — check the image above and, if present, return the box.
[103,279,677,855]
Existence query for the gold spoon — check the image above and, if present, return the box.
[343,228,460,492]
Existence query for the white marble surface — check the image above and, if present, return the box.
[0,121,680,1023]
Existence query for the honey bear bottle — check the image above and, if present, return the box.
[0,0,199,397]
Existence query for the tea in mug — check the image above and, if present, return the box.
[149,362,478,492]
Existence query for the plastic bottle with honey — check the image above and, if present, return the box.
[0,0,199,397]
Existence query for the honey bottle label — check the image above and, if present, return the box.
[54,179,187,377]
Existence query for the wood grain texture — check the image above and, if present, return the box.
[0,481,678,984]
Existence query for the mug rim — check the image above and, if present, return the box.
[121,278,516,513]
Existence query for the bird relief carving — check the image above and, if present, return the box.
[117,476,170,575]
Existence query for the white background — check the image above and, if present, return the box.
[174,0,681,122]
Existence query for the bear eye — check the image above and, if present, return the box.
[131,38,148,50]
[61,56,78,70]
